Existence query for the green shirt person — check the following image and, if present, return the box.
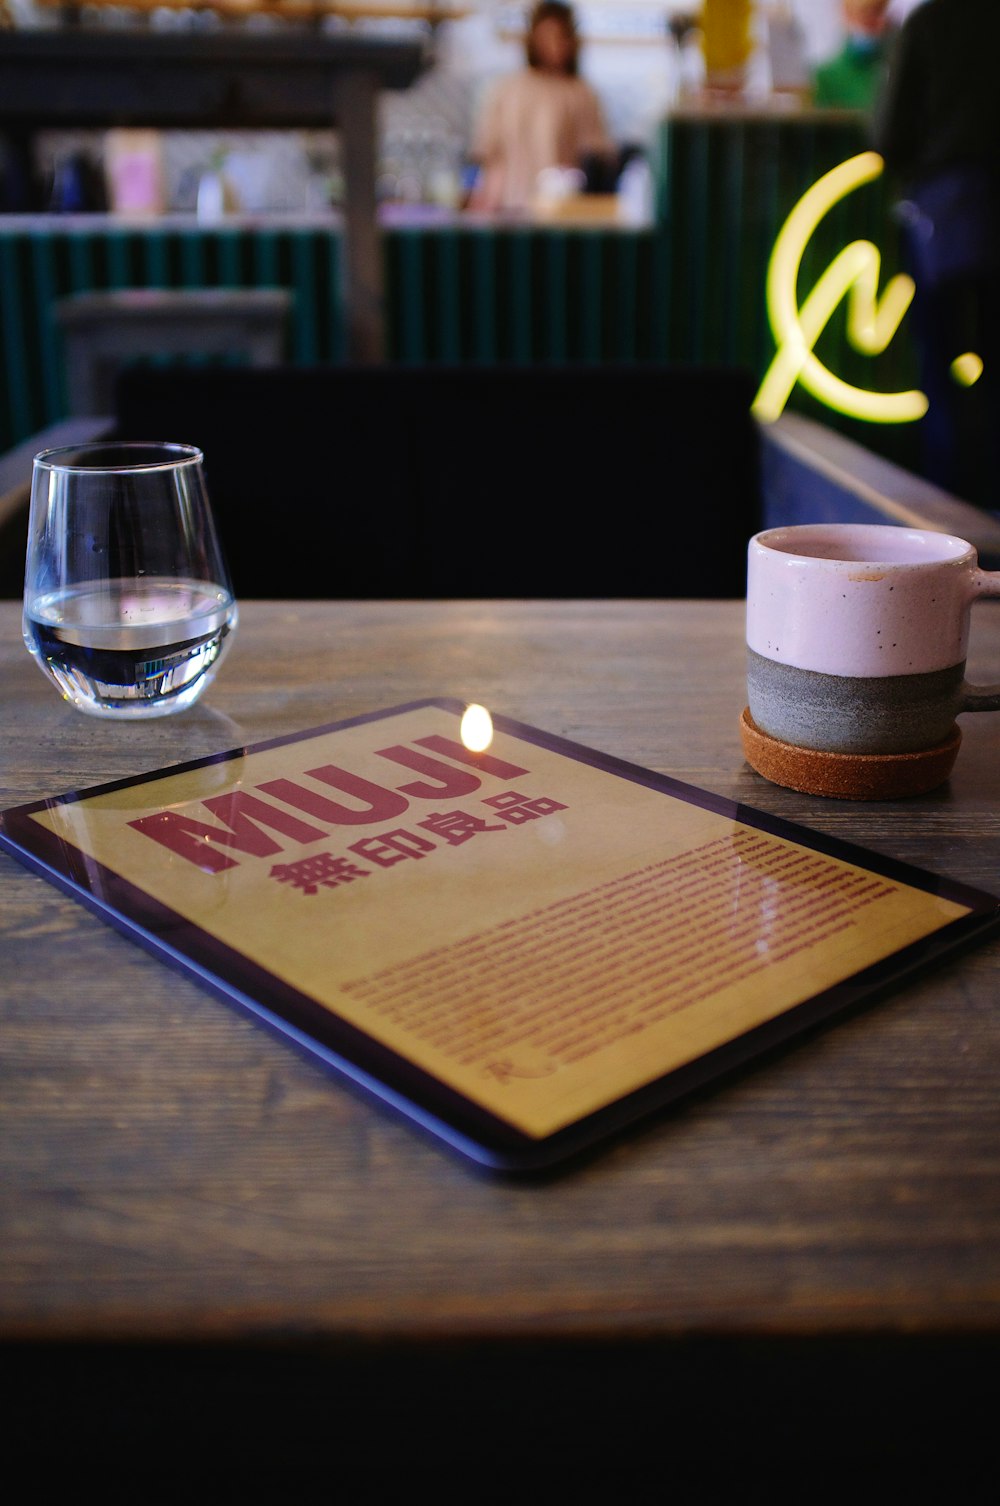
[813,0,892,111]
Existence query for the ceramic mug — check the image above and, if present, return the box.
[745,523,1000,756]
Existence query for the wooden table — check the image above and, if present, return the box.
[2,600,998,1495]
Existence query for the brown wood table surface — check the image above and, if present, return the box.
[2,598,999,1494]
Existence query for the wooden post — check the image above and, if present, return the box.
[334,68,384,364]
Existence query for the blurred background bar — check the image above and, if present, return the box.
[0,112,914,453]
[0,3,942,489]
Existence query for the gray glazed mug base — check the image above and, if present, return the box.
[746,649,967,755]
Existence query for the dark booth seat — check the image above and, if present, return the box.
[110,364,762,601]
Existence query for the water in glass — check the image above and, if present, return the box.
[23,442,238,718]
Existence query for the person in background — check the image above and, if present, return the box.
[812,0,893,111]
[873,0,1000,509]
[467,1,615,214]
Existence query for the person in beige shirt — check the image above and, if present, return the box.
[469,2,615,214]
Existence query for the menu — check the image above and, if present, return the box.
[1,698,997,1171]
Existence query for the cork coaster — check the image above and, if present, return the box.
[740,708,962,800]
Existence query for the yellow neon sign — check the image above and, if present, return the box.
[753,151,928,425]
[951,351,983,388]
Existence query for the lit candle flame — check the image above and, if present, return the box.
[460,703,493,752]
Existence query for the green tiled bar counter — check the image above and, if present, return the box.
[0,216,676,449]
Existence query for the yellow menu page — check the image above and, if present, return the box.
[28,703,970,1141]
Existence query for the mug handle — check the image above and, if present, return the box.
[961,569,1000,713]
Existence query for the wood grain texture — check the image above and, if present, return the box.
[3,596,998,1334]
[2,599,999,1493]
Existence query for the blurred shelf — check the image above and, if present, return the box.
[33,0,470,21]
[0,26,431,361]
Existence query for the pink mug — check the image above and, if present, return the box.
[746,523,1000,756]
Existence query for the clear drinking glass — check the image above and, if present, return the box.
[23,441,238,718]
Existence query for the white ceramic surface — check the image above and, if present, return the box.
[746,524,1000,678]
